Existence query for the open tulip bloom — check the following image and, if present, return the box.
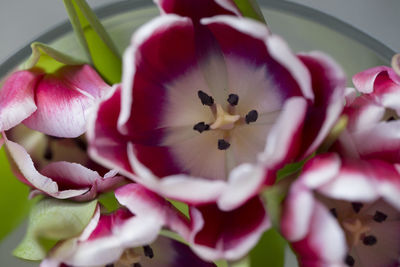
[0,0,399,266]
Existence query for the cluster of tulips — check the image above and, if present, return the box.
[1,0,399,266]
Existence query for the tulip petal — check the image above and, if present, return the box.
[154,0,240,20]
[0,70,41,132]
[189,196,270,261]
[23,65,110,138]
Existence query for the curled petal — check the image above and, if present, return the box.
[353,66,400,94]
[4,137,122,200]
[189,196,270,261]
[115,183,191,239]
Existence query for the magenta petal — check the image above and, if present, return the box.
[115,183,191,239]
[87,85,134,177]
[0,70,41,132]
[290,202,347,266]
[155,0,240,20]
[260,97,308,168]
[40,162,125,201]
[297,52,346,157]
[118,15,194,134]
[4,136,120,200]
[23,65,110,138]
[353,66,400,94]
[189,196,270,261]
[4,138,89,199]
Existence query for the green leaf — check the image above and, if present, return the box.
[21,42,85,73]
[233,0,266,23]
[98,191,120,212]
[249,228,287,267]
[168,199,189,219]
[13,198,97,261]
[0,148,32,241]
[63,0,122,84]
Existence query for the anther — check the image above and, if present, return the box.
[330,208,338,218]
[106,264,114,267]
[387,116,396,121]
[345,255,355,266]
[193,122,210,133]
[218,139,230,150]
[363,235,377,246]
[198,90,214,106]
[227,94,239,106]
[133,264,142,267]
[245,110,258,124]
[351,202,363,213]
[373,211,387,223]
[143,245,154,259]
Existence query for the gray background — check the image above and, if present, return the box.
[0,0,399,63]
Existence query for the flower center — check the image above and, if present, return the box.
[107,245,154,267]
[322,198,398,267]
[193,90,259,151]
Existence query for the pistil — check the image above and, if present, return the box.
[342,218,371,247]
[210,104,240,130]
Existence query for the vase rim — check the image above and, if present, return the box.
[0,0,395,79]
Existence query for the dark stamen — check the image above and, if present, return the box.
[218,139,230,150]
[330,208,338,218]
[351,202,363,213]
[227,94,239,106]
[373,211,388,223]
[106,264,114,267]
[363,235,377,246]
[133,264,142,267]
[143,245,154,259]
[345,255,355,266]
[193,122,210,133]
[198,90,214,106]
[387,116,396,121]
[245,110,258,124]
[44,145,53,160]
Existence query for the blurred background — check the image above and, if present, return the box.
[0,0,399,63]
[0,0,399,266]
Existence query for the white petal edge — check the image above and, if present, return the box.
[126,143,227,204]
[118,15,192,134]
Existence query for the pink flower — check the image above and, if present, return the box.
[0,64,124,200]
[88,8,345,210]
[281,153,400,267]
[0,65,110,138]
[334,66,400,163]
[41,184,214,267]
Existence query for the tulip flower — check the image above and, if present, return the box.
[88,11,345,211]
[281,153,400,267]
[41,184,214,267]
